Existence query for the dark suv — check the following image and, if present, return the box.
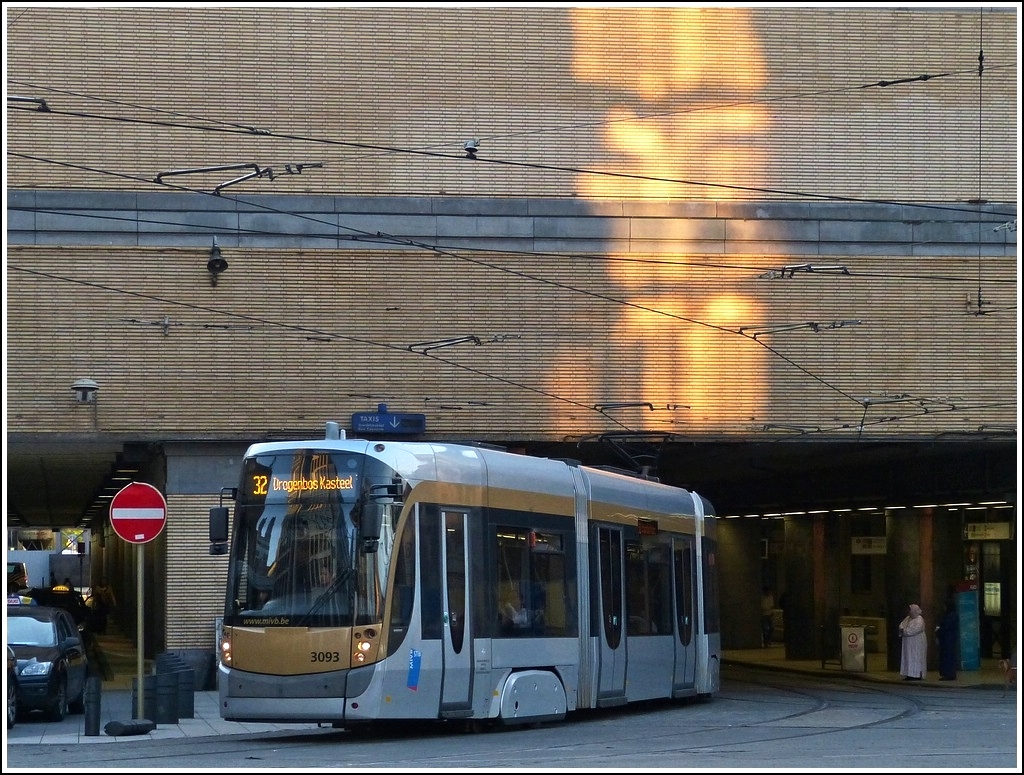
[6,604,89,721]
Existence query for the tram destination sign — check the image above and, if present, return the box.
[351,409,426,435]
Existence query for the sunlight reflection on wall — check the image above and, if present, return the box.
[549,7,769,434]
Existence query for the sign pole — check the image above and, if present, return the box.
[108,481,167,722]
[136,542,144,720]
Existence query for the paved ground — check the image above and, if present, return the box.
[721,640,1012,689]
[6,635,1015,745]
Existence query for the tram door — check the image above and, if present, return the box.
[594,525,627,703]
[672,536,697,690]
[439,508,473,711]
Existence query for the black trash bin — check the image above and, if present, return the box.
[132,673,178,724]
[175,666,195,719]
[155,670,179,724]
[131,675,157,724]
[155,652,195,719]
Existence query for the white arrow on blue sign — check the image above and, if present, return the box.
[351,411,426,434]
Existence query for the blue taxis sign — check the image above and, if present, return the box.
[351,411,426,435]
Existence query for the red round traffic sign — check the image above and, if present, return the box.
[109,482,167,544]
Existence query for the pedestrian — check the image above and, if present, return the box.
[898,602,927,680]
[935,600,959,680]
[760,586,775,647]
[92,576,117,635]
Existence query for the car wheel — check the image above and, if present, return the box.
[46,677,68,722]
[6,679,16,729]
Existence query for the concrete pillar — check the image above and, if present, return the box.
[783,516,816,659]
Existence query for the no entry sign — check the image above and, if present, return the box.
[109,482,167,544]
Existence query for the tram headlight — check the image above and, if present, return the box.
[220,635,232,666]
[353,639,371,663]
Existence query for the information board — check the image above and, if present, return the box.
[955,582,981,671]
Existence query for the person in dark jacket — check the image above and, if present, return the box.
[91,576,118,635]
[935,600,959,680]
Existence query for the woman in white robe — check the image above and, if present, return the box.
[898,603,928,679]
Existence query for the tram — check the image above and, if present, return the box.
[210,423,720,729]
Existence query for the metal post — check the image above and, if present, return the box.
[136,543,144,720]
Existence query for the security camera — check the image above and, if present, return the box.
[71,378,99,403]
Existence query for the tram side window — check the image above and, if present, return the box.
[626,543,647,634]
[386,516,416,657]
[419,510,443,640]
[647,545,672,635]
[495,527,573,637]
[674,539,695,646]
[625,540,672,635]
[702,537,720,635]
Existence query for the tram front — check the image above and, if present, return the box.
[213,439,402,723]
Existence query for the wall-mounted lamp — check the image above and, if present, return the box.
[71,378,100,431]
[207,237,228,285]
[71,378,99,403]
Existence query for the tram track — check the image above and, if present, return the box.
[5,666,1016,769]
[721,663,927,728]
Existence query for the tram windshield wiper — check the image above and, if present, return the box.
[294,568,354,627]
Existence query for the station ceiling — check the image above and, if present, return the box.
[5,434,1017,532]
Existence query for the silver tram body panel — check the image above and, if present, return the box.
[218,438,718,725]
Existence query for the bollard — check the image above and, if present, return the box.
[154,670,179,724]
[176,667,195,719]
[84,675,102,736]
[156,653,186,673]
[155,652,195,719]
[131,675,158,725]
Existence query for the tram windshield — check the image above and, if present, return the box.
[222,449,402,628]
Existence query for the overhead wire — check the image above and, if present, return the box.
[8,262,1010,440]
[5,38,1016,437]
[6,147,1014,416]
[6,70,1016,220]
[0,152,877,407]
[6,265,629,428]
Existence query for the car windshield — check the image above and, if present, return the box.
[6,615,58,646]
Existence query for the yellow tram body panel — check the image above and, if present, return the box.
[228,626,365,674]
